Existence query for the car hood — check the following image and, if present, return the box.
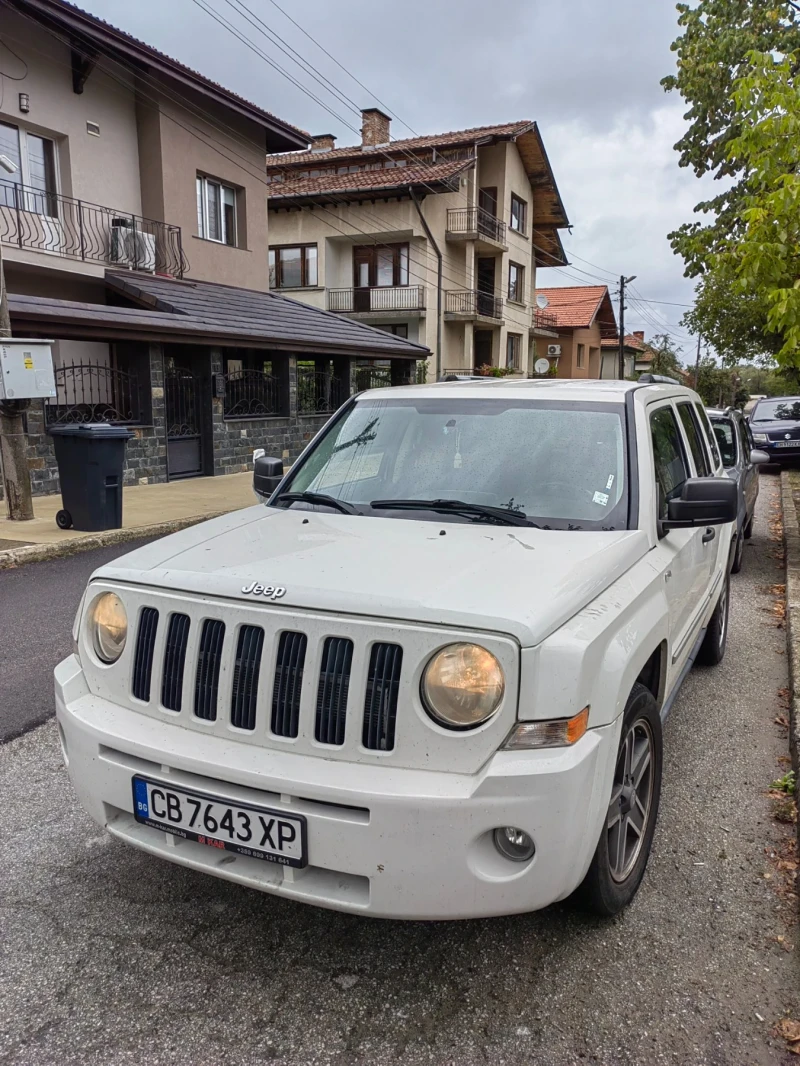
[94,505,650,647]
[750,418,800,436]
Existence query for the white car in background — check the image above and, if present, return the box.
[56,378,736,920]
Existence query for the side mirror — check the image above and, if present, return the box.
[750,448,770,465]
[253,454,284,499]
[664,477,738,530]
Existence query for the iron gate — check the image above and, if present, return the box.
[165,365,203,478]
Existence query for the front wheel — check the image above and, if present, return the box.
[574,683,663,916]
[696,573,730,666]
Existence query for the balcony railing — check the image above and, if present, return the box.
[445,289,503,320]
[442,366,517,379]
[45,361,143,425]
[223,369,282,419]
[446,207,506,245]
[0,179,187,278]
[328,286,425,313]
[297,365,347,415]
[533,308,558,329]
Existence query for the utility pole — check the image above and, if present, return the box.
[693,333,702,390]
[617,274,637,379]
[0,153,34,521]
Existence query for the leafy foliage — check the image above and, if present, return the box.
[646,334,685,378]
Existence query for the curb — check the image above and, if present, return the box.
[779,471,800,849]
[0,510,229,570]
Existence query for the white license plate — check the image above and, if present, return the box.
[773,440,799,448]
[132,776,307,868]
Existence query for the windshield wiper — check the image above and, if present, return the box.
[272,491,360,515]
[370,498,540,527]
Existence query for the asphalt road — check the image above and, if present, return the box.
[0,538,154,742]
[1,486,798,1065]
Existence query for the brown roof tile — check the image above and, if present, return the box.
[268,158,472,201]
[536,286,610,329]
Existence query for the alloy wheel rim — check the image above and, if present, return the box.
[607,717,655,883]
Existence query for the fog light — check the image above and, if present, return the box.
[493,826,535,863]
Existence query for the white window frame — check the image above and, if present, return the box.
[0,120,59,211]
[506,332,521,370]
[196,174,238,246]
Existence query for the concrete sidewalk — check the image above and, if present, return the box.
[0,472,254,568]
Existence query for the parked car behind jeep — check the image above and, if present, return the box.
[749,396,800,466]
[707,407,768,572]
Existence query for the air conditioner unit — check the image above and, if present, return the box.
[547,344,562,357]
[109,220,156,272]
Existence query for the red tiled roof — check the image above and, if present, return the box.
[267,158,472,200]
[536,286,610,329]
[267,120,535,167]
[600,333,649,352]
[11,0,308,147]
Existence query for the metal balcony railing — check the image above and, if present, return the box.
[445,207,506,245]
[533,308,558,329]
[45,361,143,425]
[445,289,504,320]
[297,365,347,414]
[223,370,283,419]
[0,179,187,278]
[327,286,425,313]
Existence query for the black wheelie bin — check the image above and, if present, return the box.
[47,424,133,531]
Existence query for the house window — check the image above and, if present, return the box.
[506,333,521,370]
[577,343,585,369]
[0,121,57,215]
[510,193,527,235]
[508,262,525,303]
[196,174,238,246]
[353,243,409,287]
[269,244,318,288]
[374,324,408,338]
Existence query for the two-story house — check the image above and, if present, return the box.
[0,0,427,498]
[532,286,627,379]
[265,111,569,380]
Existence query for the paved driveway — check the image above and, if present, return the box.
[0,485,797,1065]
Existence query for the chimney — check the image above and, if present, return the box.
[633,331,645,341]
[361,107,391,148]
[310,133,336,152]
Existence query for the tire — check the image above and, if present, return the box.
[696,572,730,666]
[55,509,73,530]
[574,683,663,917]
[731,530,744,574]
[743,513,754,540]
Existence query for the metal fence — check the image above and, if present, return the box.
[45,362,142,425]
[328,286,425,313]
[355,365,393,391]
[297,365,347,414]
[533,308,558,329]
[223,370,282,419]
[0,179,187,278]
[445,207,506,245]
[445,289,504,320]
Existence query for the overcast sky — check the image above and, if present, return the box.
[82,0,716,359]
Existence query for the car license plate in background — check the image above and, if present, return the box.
[774,440,799,448]
[131,776,307,867]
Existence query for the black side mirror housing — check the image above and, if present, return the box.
[663,477,738,530]
[254,455,284,498]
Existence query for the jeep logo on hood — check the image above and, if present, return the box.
[241,581,286,600]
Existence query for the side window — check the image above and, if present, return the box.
[712,419,736,467]
[736,417,751,460]
[650,406,690,520]
[677,402,710,476]
[695,403,721,469]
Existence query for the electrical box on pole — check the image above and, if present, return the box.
[0,339,56,400]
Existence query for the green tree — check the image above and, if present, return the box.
[647,333,685,378]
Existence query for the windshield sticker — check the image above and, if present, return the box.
[606,474,615,489]
[593,491,610,506]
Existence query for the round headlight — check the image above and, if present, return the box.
[91,592,128,663]
[421,643,505,729]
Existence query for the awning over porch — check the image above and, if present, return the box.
[8,271,430,359]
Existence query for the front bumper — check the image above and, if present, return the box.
[56,655,620,920]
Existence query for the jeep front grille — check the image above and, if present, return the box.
[132,607,159,703]
[230,624,264,731]
[363,642,403,752]
[271,630,307,739]
[161,613,190,712]
[194,619,225,721]
[315,637,354,746]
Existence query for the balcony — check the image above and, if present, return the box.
[327,285,425,317]
[531,307,559,336]
[444,289,503,323]
[0,180,187,278]
[445,207,507,251]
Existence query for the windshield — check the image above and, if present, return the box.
[281,397,630,530]
[752,398,800,422]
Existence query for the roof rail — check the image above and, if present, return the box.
[638,373,683,385]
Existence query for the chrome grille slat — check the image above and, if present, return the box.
[315,636,353,746]
[230,625,264,731]
[161,613,190,712]
[363,643,403,751]
[132,607,159,703]
[194,619,225,721]
[271,630,307,738]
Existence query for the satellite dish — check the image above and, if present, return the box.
[535,293,549,310]
[534,357,550,376]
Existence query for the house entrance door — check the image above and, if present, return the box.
[165,363,204,479]
[476,257,496,318]
[474,330,493,369]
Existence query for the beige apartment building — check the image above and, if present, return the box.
[266,112,570,379]
[0,0,426,497]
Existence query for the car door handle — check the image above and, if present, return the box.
[702,527,715,544]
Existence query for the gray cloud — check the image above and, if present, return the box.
[83,0,707,355]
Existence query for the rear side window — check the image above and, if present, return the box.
[677,402,711,476]
[695,403,721,469]
[650,406,689,520]
[712,418,737,467]
[736,417,751,459]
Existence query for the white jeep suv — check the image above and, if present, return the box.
[55,378,737,919]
